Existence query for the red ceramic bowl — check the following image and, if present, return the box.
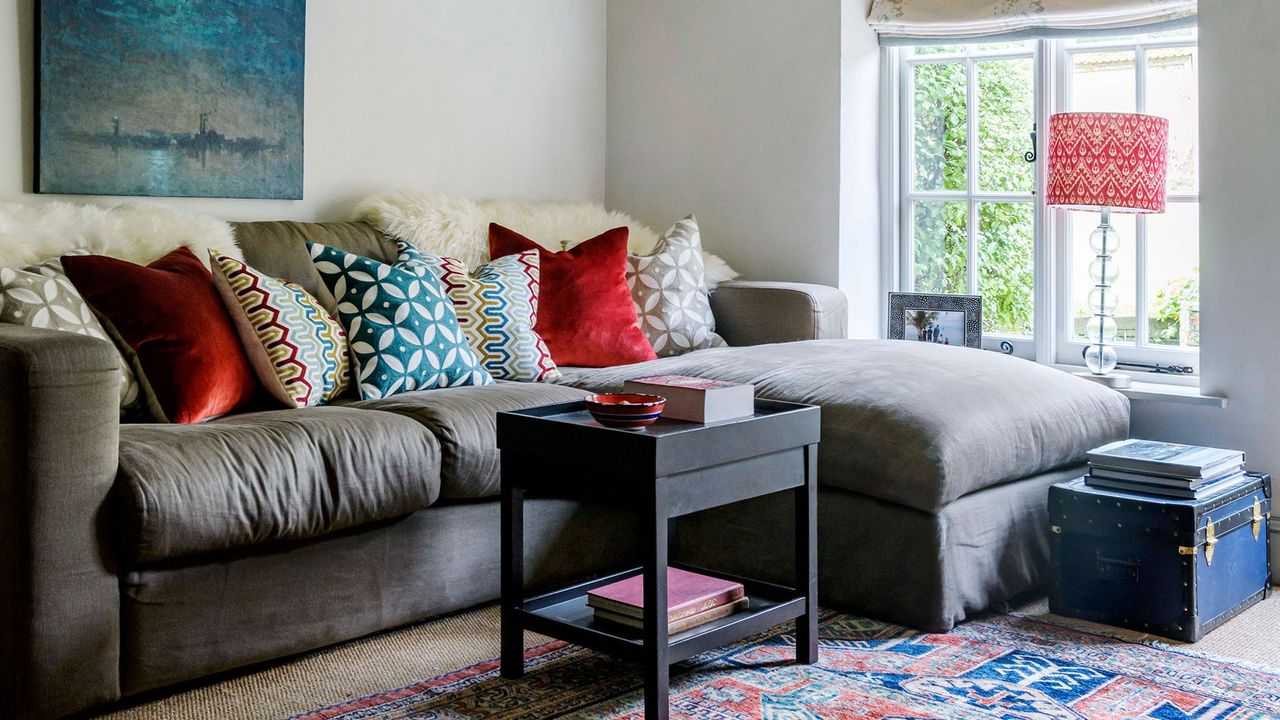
[584,393,666,429]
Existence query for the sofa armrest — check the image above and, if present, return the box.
[0,325,122,719]
[710,280,849,346]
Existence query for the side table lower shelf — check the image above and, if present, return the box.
[513,567,808,665]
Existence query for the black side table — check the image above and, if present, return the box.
[496,398,820,720]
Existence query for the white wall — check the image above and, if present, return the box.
[605,0,881,333]
[0,0,606,221]
[1129,1,1280,470]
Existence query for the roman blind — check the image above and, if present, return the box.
[867,0,1197,45]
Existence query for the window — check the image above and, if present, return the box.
[892,29,1200,373]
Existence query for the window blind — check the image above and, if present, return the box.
[868,0,1196,45]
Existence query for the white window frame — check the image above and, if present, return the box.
[886,33,1200,377]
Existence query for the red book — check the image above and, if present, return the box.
[586,568,745,623]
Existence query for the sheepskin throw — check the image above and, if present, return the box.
[0,201,240,269]
[353,191,739,287]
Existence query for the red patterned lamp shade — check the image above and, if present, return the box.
[1046,112,1169,213]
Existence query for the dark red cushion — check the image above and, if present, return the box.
[489,224,656,368]
[62,247,260,423]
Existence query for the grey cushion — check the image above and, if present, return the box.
[341,381,592,499]
[560,339,1129,512]
[117,406,442,564]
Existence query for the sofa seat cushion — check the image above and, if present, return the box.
[117,406,442,564]
[558,339,1129,512]
[340,381,591,499]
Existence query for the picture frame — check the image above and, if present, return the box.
[888,292,983,349]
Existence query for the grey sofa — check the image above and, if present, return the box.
[0,221,1128,719]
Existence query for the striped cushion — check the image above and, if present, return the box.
[407,245,559,382]
[211,251,351,408]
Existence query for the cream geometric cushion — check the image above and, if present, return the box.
[626,215,726,357]
[210,251,352,409]
[0,250,142,410]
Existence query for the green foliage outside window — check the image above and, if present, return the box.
[913,58,1035,336]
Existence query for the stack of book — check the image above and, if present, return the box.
[586,567,748,634]
[1085,439,1247,499]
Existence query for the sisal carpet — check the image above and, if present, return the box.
[92,594,1280,720]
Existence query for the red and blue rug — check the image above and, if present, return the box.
[293,612,1280,719]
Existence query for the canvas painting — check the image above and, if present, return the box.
[37,0,305,199]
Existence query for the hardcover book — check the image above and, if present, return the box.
[593,597,750,634]
[1087,439,1245,479]
[586,567,745,623]
[1086,470,1251,499]
[621,375,754,423]
[1088,464,1245,489]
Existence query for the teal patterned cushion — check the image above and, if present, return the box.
[307,242,492,399]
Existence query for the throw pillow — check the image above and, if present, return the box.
[61,246,261,424]
[489,224,657,368]
[210,251,351,409]
[627,215,726,357]
[409,247,560,382]
[0,250,142,411]
[308,242,493,399]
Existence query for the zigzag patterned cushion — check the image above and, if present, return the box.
[406,247,560,382]
[211,252,351,408]
[308,242,493,399]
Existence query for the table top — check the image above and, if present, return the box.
[497,398,820,477]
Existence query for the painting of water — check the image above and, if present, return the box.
[37,0,305,199]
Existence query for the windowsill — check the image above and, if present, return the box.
[1048,364,1227,408]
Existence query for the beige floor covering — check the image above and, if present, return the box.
[94,594,1280,720]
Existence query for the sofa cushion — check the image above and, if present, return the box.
[558,339,1129,512]
[341,381,591,499]
[117,406,442,564]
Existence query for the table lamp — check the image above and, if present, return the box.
[1047,111,1169,388]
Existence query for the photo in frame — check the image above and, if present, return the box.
[887,292,983,349]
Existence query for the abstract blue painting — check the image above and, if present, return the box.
[37,0,305,199]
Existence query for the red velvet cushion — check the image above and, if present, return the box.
[489,224,657,368]
[62,247,260,423]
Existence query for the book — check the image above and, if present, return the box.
[593,597,750,634]
[1087,439,1244,479]
[1086,469,1251,499]
[621,375,754,423]
[1088,464,1246,489]
[586,567,745,623]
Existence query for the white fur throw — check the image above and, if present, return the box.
[354,191,739,287]
[0,201,241,269]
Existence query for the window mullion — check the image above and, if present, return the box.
[966,55,979,295]
[1134,45,1149,349]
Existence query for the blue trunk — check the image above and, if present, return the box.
[1049,473,1271,642]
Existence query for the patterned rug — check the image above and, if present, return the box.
[292,612,1280,719]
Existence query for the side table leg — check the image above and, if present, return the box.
[501,480,525,679]
[644,489,670,719]
[795,443,819,664]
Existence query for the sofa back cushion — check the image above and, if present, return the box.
[232,221,395,314]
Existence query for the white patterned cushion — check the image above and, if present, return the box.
[627,215,726,357]
[211,252,351,409]
[0,250,141,411]
[410,249,560,382]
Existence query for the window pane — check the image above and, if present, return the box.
[913,62,967,191]
[977,58,1034,192]
[1146,204,1200,347]
[978,202,1034,336]
[1071,50,1136,113]
[913,45,965,56]
[1070,212,1137,344]
[913,201,968,294]
[1147,46,1198,193]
